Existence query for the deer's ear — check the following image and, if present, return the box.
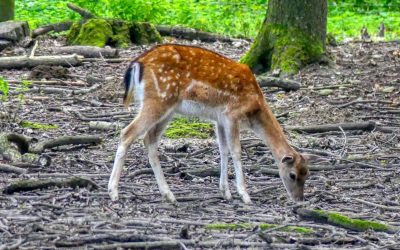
[302,153,331,164]
[281,155,295,164]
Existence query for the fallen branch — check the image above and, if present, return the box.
[295,207,398,234]
[30,135,102,153]
[11,83,101,95]
[334,99,394,109]
[286,121,377,133]
[3,176,98,194]
[81,57,130,63]
[32,21,74,38]
[156,25,243,43]
[66,3,96,19]
[92,240,184,250]
[0,54,83,69]
[7,79,87,87]
[55,234,172,247]
[256,76,301,91]
[352,198,400,212]
[53,46,119,58]
[0,163,27,175]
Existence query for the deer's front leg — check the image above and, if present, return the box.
[224,119,252,204]
[216,123,232,201]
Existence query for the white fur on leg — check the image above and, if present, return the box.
[233,160,252,204]
[216,124,232,201]
[108,145,126,201]
[225,123,252,204]
[147,142,176,203]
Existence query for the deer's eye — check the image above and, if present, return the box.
[289,172,297,181]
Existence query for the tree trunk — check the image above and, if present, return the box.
[0,0,14,22]
[241,0,327,74]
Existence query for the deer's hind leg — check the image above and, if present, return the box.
[108,102,174,201]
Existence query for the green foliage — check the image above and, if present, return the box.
[15,0,400,41]
[0,77,9,100]
[15,0,265,37]
[164,117,213,139]
[16,80,31,102]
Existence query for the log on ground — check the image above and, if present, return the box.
[0,163,27,174]
[286,121,377,133]
[256,76,301,91]
[156,25,240,43]
[32,21,74,38]
[0,54,83,69]
[3,176,99,194]
[53,46,119,58]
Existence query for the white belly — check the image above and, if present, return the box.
[175,100,224,122]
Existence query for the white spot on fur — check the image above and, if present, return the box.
[150,69,162,98]
[172,54,180,62]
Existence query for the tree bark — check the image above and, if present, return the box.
[241,0,327,74]
[0,0,14,22]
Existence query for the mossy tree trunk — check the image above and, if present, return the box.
[0,0,14,22]
[241,0,327,74]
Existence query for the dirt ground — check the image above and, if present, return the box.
[0,37,400,249]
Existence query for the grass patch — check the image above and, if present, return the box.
[164,117,213,139]
[205,222,313,234]
[20,121,59,130]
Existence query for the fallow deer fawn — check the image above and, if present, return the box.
[108,44,310,204]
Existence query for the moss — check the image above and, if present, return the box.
[67,19,161,47]
[327,212,389,232]
[66,22,81,43]
[206,223,252,230]
[68,19,113,47]
[20,121,59,130]
[315,209,389,232]
[164,117,213,139]
[206,223,313,234]
[110,20,131,48]
[130,22,162,45]
[21,153,38,163]
[241,24,324,74]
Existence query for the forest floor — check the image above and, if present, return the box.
[0,37,400,249]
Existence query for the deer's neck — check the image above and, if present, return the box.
[255,104,295,161]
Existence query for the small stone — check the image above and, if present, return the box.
[318,89,334,96]
[382,86,395,93]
